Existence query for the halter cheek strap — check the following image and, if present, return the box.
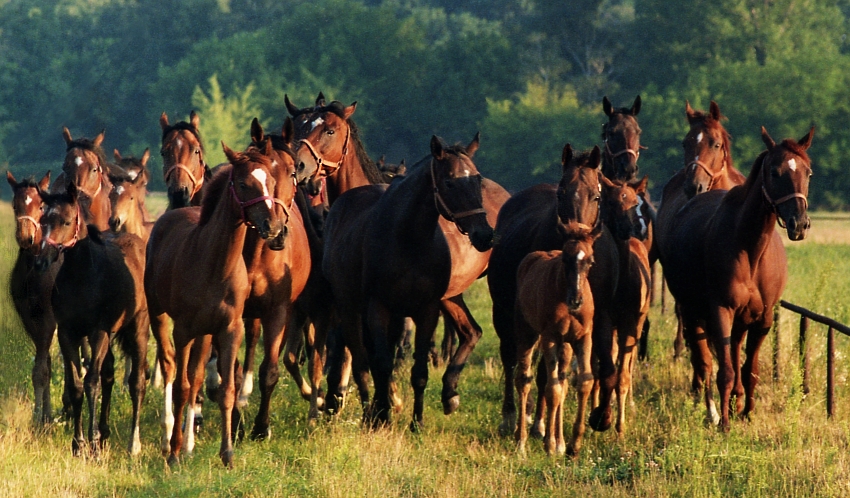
[164,161,206,198]
[16,215,41,234]
[43,209,81,252]
[687,148,727,189]
[300,122,351,181]
[761,156,808,228]
[430,160,487,234]
[229,170,293,229]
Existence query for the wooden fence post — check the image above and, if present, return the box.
[827,326,835,419]
[800,315,810,395]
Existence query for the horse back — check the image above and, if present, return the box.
[587,227,620,310]
[144,207,201,316]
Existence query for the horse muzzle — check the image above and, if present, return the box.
[265,224,289,251]
[167,186,192,209]
[568,296,584,312]
[468,224,495,252]
[784,215,810,241]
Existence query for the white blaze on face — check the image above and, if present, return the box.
[127,170,138,180]
[637,196,648,236]
[176,138,183,149]
[25,195,33,206]
[696,132,703,144]
[788,158,797,172]
[311,117,324,131]
[116,185,125,195]
[250,169,273,209]
[577,250,586,261]
[75,156,84,167]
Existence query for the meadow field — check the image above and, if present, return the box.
[1,200,850,497]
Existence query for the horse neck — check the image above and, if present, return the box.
[392,161,441,243]
[326,153,378,206]
[81,189,111,231]
[733,170,779,257]
[198,188,250,273]
[124,205,150,239]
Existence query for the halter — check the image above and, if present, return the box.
[229,169,293,230]
[164,162,205,198]
[430,159,487,234]
[760,154,808,229]
[43,207,81,252]
[557,177,601,231]
[16,215,41,235]
[66,161,103,199]
[300,120,351,182]
[687,148,727,189]
[604,140,642,162]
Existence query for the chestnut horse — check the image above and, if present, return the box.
[53,127,114,231]
[661,126,813,430]
[112,147,151,213]
[7,171,62,425]
[654,100,746,359]
[159,111,210,209]
[323,134,495,428]
[108,149,154,241]
[514,224,601,456]
[145,143,287,467]
[35,183,149,456]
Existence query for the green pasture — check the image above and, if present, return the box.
[1,204,849,497]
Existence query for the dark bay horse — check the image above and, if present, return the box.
[661,126,813,430]
[654,100,746,359]
[322,134,495,428]
[145,142,287,467]
[35,183,149,456]
[7,171,61,426]
[601,96,643,182]
[53,127,114,231]
[514,224,600,456]
[159,111,210,209]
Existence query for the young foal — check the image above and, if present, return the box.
[515,224,600,456]
[108,150,154,242]
[35,183,149,456]
[7,171,61,425]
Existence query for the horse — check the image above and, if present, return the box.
[145,141,287,467]
[653,100,746,360]
[159,110,210,209]
[601,95,644,182]
[108,149,154,241]
[6,171,62,426]
[514,223,601,457]
[660,126,813,430]
[34,182,149,456]
[240,117,312,440]
[112,147,151,212]
[53,127,114,231]
[322,133,495,428]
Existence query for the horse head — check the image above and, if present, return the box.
[557,144,602,230]
[113,147,151,188]
[293,99,357,195]
[248,117,299,251]
[682,101,732,198]
[600,173,647,241]
[222,141,288,242]
[429,133,494,252]
[160,111,207,209]
[36,182,84,270]
[108,168,146,233]
[760,126,814,241]
[601,95,643,182]
[7,170,51,251]
[559,223,602,311]
[377,155,406,182]
[61,127,108,199]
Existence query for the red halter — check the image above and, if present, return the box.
[229,169,293,229]
[43,207,82,252]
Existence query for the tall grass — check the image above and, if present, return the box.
[1,201,849,497]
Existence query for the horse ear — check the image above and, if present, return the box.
[250,117,264,144]
[685,100,695,119]
[561,143,573,167]
[140,148,151,166]
[284,94,300,116]
[189,110,200,130]
[113,149,122,162]
[376,155,385,168]
[222,141,238,164]
[282,117,294,145]
[62,126,73,145]
[798,126,815,151]
[590,145,602,170]
[709,101,722,121]
[93,130,105,147]
[761,126,776,149]
[465,132,481,158]
[599,173,616,190]
[397,162,406,175]
[635,175,649,195]
[263,138,273,157]
[602,96,613,117]
[38,171,51,192]
[343,102,357,120]
[6,170,16,188]
[430,135,445,160]
[159,112,170,130]
[316,92,326,107]
[631,95,641,116]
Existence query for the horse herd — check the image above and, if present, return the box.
[5,93,814,467]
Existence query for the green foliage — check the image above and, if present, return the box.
[191,74,261,166]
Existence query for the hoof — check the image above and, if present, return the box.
[250,425,270,442]
[409,419,424,433]
[588,406,611,432]
[566,445,580,459]
[72,438,84,457]
[498,413,516,437]
[530,420,545,440]
[220,450,234,468]
[194,414,204,434]
[442,395,460,415]
[167,453,180,467]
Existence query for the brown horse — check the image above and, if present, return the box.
[35,183,149,456]
[601,96,644,182]
[159,111,210,209]
[654,100,746,359]
[660,126,813,430]
[145,142,287,466]
[108,149,153,241]
[53,127,114,231]
[112,147,151,212]
[7,171,62,426]
[241,117,312,440]
[322,133,495,428]
[514,224,600,456]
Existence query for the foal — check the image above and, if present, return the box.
[515,224,600,456]
[36,183,149,456]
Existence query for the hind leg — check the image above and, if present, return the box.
[98,346,116,445]
[57,328,85,455]
[708,306,735,431]
[410,305,440,431]
[513,314,538,455]
[568,332,593,457]
[530,358,546,439]
[588,310,616,432]
[238,317,262,408]
[439,295,482,415]
[730,323,747,414]
[84,331,110,456]
[282,317,312,402]
[252,308,290,441]
[127,318,149,456]
[741,322,770,419]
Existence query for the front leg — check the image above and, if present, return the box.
[439,295,483,415]
[708,305,735,431]
[409,304,441,431]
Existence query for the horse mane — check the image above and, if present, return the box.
[779,138,812,163]
[725,149,770,206]
[65,138,109,170]
[320,101,384,184]
[250,134,295,159]
[161,121,206,154]
[11,175,41,190]
[199,163,233,226]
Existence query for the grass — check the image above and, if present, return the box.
[1,200,850,496]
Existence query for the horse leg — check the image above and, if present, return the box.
[554,341,571,456]
[588,310,616,432]
[541,337,563,456]
[85,331,110,457]
[216,321,244,468]
[513,317,537,455]
[252,309,289,441]
[168,334,195,465]
[616,317,640,437]
[58,329,85,455]
[673,302,686,360]
[741,323,770,419]
[409,304,441,431]
[32,334,53,427]
[151,312,177,453]
[568,332,593,458]
[530,359,546,439]
[364,300,401,427]
[281,317,312,402]
[306,311,331,423]
[396,317,414,362]
[127,317,149,456]
[184,336,212,454]
[440,314,457,366]
[325,320,362,415]
[439,295,483,415]
[709,306,735,431]
[238,317,262,408]
[98,346,116,446]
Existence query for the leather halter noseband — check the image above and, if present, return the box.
[228,169,293,229]
[43,206,81,252]
[300,119,351,181]
[558,176,601,232]
[604,140,642,162]
[162,133,206,198]
[430,159,487,233]
[16,215,41,235]
[687,148,727,189]
[761,154,808,228]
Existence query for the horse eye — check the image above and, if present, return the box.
[326,129,335,136]
[239,182,247,189]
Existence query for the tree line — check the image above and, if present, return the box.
[1,0,848,207]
